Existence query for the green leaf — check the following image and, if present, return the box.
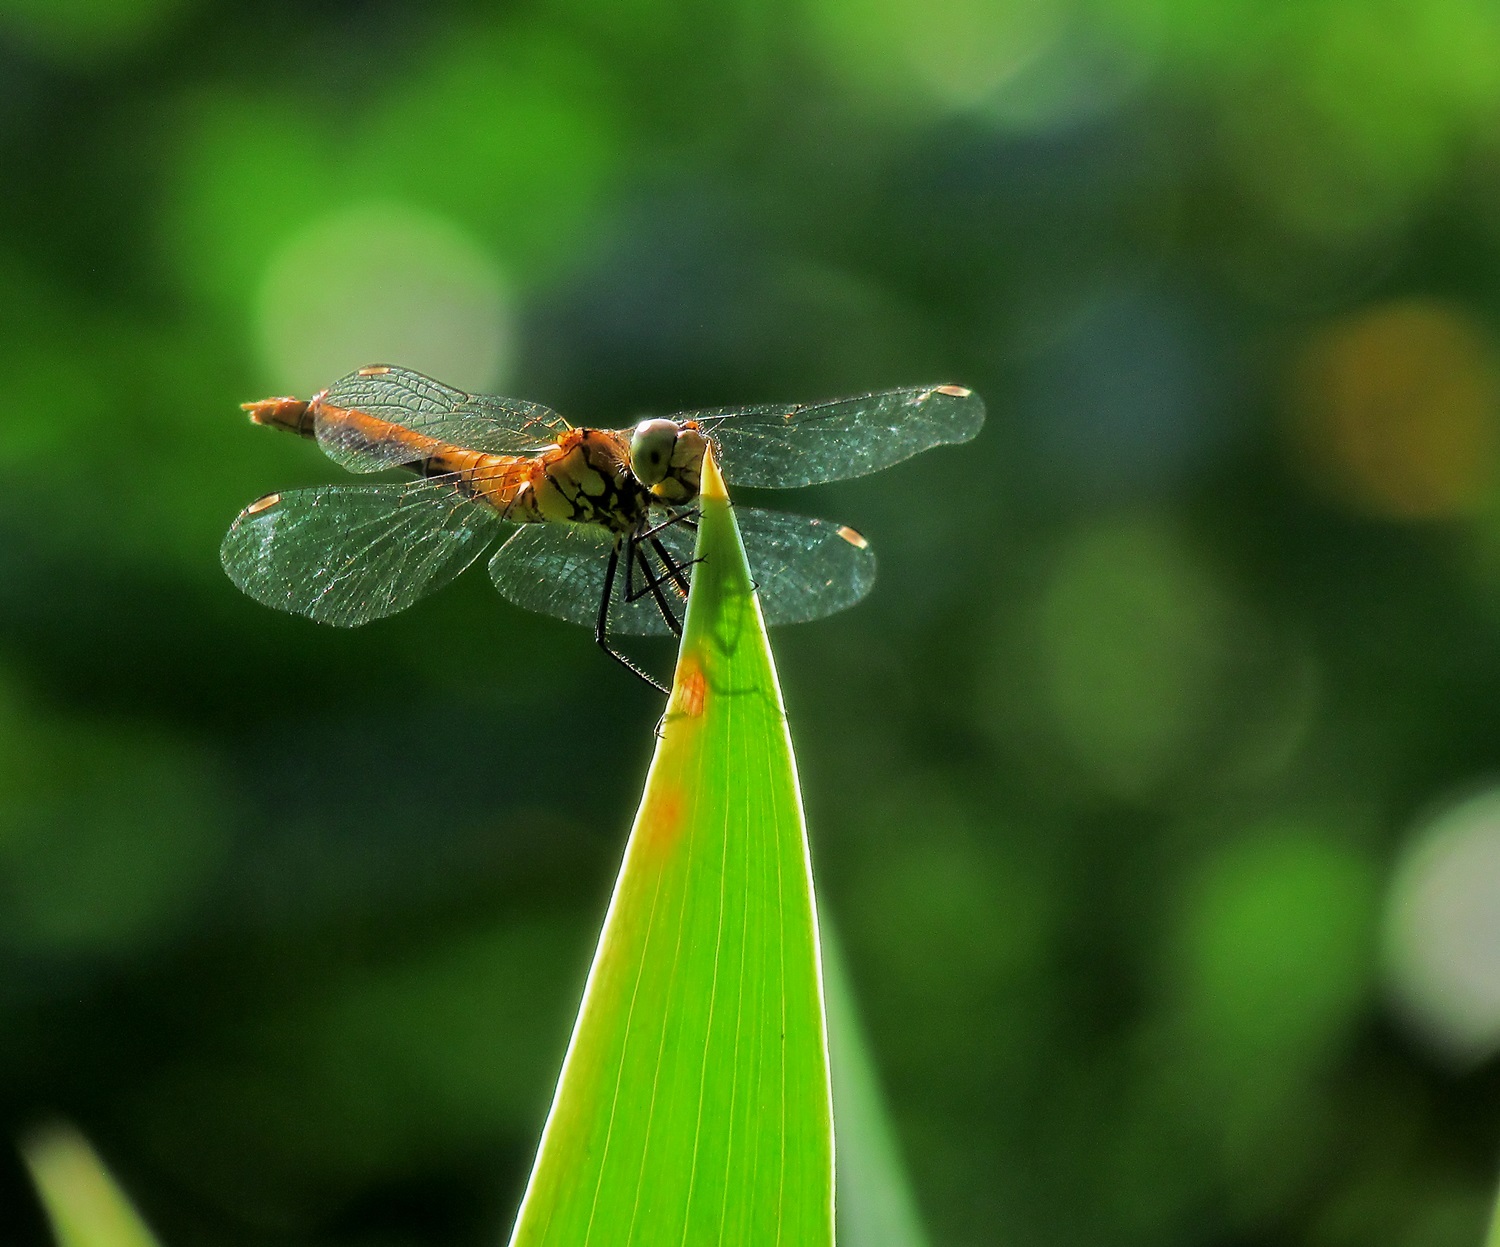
[21,1122,162,1247]
[508,452,834,1246]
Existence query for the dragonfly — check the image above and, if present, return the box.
[222,364,985,692]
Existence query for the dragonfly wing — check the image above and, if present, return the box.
[486,507,872,636]
[737,507,877,624]
[680,385,985,488]
[221,482,505,626]
[488,523,689,638]
[316,365,566,473]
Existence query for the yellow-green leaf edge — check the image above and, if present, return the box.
[508,451,835,1246]
[22,1122,162,1247]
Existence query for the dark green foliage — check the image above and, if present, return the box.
[1,1,1498,1244]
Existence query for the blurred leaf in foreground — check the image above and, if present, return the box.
[507,452,834,1245]
[826,929,930,1247]
[21,1122,162,1247]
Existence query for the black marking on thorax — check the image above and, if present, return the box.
[545,432,651,533]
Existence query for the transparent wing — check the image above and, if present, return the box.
[488,523,684,637]
[736,508,877,624]
[221,482,506,627]
[486,508,875,637]
[675,385,985,488]
[316,365,566,473]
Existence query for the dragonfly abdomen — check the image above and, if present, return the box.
[435,452,537,515]
[243,396,315,437]
[244,385,652,536]
[248,395,530,507]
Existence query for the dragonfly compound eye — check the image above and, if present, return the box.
[630,418,679,486]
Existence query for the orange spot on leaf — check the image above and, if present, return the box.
[642,785,684,852]
[674,654,707,718]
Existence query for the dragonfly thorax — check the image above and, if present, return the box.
[526,428,651,534]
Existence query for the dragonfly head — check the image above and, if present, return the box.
[629,419,679,487]
[630,420,708,506]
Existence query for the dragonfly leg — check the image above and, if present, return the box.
[639,507,700,540]
[624,535,683,608]
[649,535,699,597]
[631,510,703,601]
[623,533,684,638]
[597,541,670,696]
[623,528,645,602]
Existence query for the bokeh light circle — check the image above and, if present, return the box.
[1016,286,1235,504]
[1019,516,1235,799]
[1385,787,1500,1063]
[255,202,516,396]
[1289,299,1499,519]
[821,0,1058,107]
[1169,830,1376,1065]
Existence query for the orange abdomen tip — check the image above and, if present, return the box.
[242,397,305,422]
[242,396,316,437]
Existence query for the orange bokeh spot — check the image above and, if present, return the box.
[1291,300,1499,518]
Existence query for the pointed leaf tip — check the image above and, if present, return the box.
[506,444,832,1246]
[699,445,728,502]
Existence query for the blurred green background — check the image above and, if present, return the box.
[3,0,1500,1243]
